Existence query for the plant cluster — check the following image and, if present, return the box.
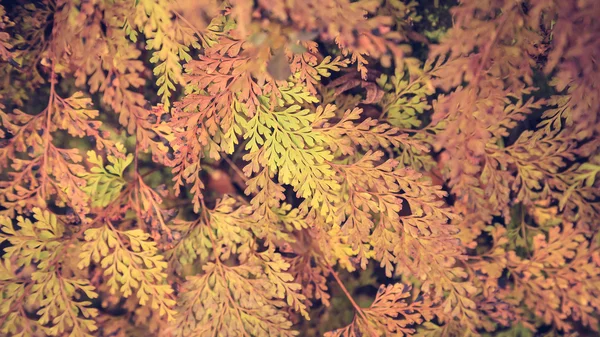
[0,0,599,336]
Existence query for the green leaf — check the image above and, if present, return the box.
[79,151,133,207]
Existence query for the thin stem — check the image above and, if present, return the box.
[41,65,56,198]
[223,155,248,183]
[327,265,374,333]
[173,10,204,41]
[134,140,139,175]
[520,209,530,256]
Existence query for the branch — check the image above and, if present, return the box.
[327,265,378,337]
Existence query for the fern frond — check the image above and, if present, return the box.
[175,250,306,337]
[326,283,435,337]
[79,150,133,207]
[78,224,176,320]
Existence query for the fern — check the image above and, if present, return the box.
[78,224,176,320]
[0,1,599,336]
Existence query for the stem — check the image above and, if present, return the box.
[327,265,375,335]
[520,208,530,256]
[41,65,56,198]
[223,155,248,183]
[173,10,204,41]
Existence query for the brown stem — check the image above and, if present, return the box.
[222,155,248,183]
[173,10,204,41]
[327,265,377,336]
[41,65,56,198]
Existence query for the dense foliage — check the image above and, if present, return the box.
[0,0,599,336]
